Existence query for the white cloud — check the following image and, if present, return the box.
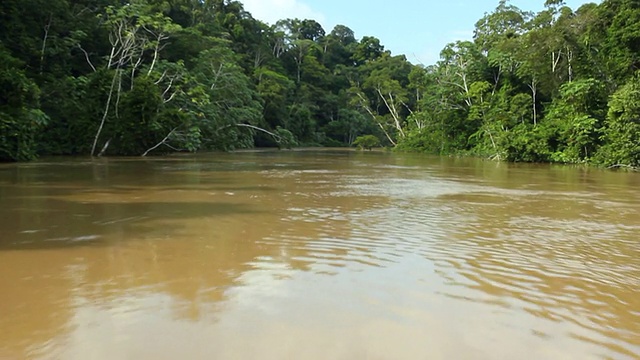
[241,0,326,25]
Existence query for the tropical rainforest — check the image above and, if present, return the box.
[0,0,638,168]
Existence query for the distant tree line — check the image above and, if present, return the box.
[0,0,638,168]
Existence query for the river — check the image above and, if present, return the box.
[0,150,638,360]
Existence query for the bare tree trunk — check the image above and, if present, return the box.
[107,43,116,69]
[551,51,562,74]
[145,30,168,76]
[567,48,573,82]
[210,63,224,90]
[91,70,119,156]
[376,88,405,138]
[77,45,97,72]
[40,14,52,74]
[235,124,280,138]
[97,138,111,157]
[147,41,160,76]
[492,64,502,95]
[356,92,396,146]
[142,127,178,156]
[528,78,538,126]
[376,123,397,146]
[460,71,472,107]
[253,49,265,68]
[486,129,497,152]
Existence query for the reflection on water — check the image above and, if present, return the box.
[0,151,638,359]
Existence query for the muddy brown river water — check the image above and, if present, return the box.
[0,150,638,359]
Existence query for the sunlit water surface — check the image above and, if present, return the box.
[0,150,638,360]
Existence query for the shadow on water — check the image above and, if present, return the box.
[0,201,295,360]
[0,150,639,360]
[0,155,301,251]
[0,198,263,250]
[0,154,365,359]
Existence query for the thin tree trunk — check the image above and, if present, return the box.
[91,70,119,156]
[567,49,573,82]
[235,123,280,138]
[77,45,97,72]
[356,92,396,146]
[97,138,111,157]
[377,88,405,138]
[142,127,178,156]
[528,79,538,126]
[40,14,52,74]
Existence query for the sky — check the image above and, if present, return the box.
[241,0,599,65]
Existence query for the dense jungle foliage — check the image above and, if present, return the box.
[0,0,638,168]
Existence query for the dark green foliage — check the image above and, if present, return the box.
[0,46,48,161]
[274,127,297,149]
[394,0,640,169]
[322,109,370,145]
[595,74,640,167]
[0,0,638,167]
[109,75,165,155]
[353,135,380,150]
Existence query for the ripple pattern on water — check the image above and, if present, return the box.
[253,161,640,359]
[1,152,639,360]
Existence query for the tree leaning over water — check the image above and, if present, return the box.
[0,0,638,168]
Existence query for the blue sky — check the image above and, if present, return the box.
[242,0,599,65]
